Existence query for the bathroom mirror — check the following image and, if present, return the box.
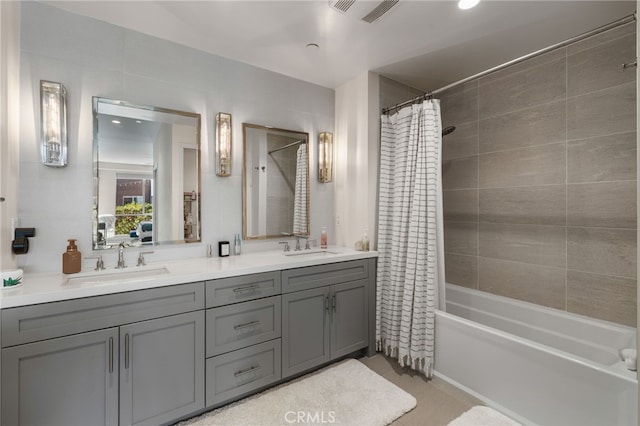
[243,123,309,239]
[92,97,201,249]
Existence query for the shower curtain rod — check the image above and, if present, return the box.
[382,12,636,115]
[268,139,306,155]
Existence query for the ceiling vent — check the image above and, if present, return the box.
[328,0,356,13]
[361,0,399,23]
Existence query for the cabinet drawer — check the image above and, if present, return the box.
[206,339,281,406]
[2,282,204,348]
[282,260,369,293]
[206,296,281,357]
[205,271,281,308]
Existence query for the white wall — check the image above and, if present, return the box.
[17,2,334,272]
[334,72,379,250]
[0,1,20,271]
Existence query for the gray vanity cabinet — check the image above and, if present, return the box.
[282,286,332,377]
[1,327,120,426]
[281,260,371,378]
[1,283,205,426]
[119,310,204,426]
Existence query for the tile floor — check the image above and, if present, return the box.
[358,354,482,426]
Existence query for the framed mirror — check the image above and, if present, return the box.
[243,123,309,240]
[92,97,201,249]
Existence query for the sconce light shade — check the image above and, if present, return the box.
[216,112,232,177]
[40,80,68,167]
[318,132,333,183]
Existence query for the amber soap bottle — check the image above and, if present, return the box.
[63,239,81,274]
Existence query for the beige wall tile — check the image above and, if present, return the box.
[478,257,566,309]
[567,181,636,229]
[479,143,566,188]
[479,223,566,268]
[567,21,635,55]
[567,227,637,278]
[567,270,637,326]
[479,100,566,153]
[479,185,565,225]
[567,132,637,183]
[568,34,635,97]
[567,82,636,140]
[444,221,478,256]
[444,189,478,222]
[445,253,478,289]
[439,83,478,127]
[478,48,566,86]
[442,122,478,160]
[443,156,478,190]
[479,59,566,119]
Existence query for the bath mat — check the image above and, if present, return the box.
[179,359,416,425]
[448,406,521,426]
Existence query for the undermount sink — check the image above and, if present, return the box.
[283,249,339,257]
[65,266,170,285]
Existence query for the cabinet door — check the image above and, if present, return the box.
[1,328,119,426]
[282,286,331,378]
[331,279,368,359]
[119,311,205,426]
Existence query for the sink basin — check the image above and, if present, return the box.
[283,249,339,257]
[66,266,170,285]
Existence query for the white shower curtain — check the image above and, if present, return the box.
[376,100,446,377]
[293,144,308,234]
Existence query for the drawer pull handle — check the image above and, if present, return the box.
[234,365,261,377]
[233,285,259,294]
[109,337,114,373]
[234,320,261,331]
[332,295,337,313]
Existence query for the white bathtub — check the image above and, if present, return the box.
[434,284,638,426]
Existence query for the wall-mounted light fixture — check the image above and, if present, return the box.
[318,132,333,183]
[215,112,232,177]
[40,80,68,167]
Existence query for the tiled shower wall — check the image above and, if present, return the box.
[441,22,637,326]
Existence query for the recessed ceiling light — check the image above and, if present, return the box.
[458,0,480,9]
[306,43,320,50]
[112,120,121,124]
[136,120,142,124]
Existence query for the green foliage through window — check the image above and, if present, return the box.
[115,202,153,235]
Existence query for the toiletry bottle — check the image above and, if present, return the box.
[63,239,82,274]
[234,234,241,255]
[363,228,370,251]
[320,227,328,249]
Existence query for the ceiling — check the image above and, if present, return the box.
[43,1,636,91]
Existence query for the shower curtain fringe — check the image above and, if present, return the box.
[377,339,432,376]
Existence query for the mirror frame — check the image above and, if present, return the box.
[242,123,310,240]
[92,97,202,249]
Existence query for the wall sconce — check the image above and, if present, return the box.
[318,132,333,183]
[216,112,232,176]
[40,80,68,167]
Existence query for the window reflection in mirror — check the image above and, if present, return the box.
[93,98,201,249]
[243,123,309,239]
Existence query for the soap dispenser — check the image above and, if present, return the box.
[320,227,328,249]
[63,239,82,274]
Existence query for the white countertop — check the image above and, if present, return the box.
[0,247,377,309]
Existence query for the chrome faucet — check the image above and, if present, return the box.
[116,242,127,269]
[137,251,154,266]
[86,255,105,271]
[295,235,309,251]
